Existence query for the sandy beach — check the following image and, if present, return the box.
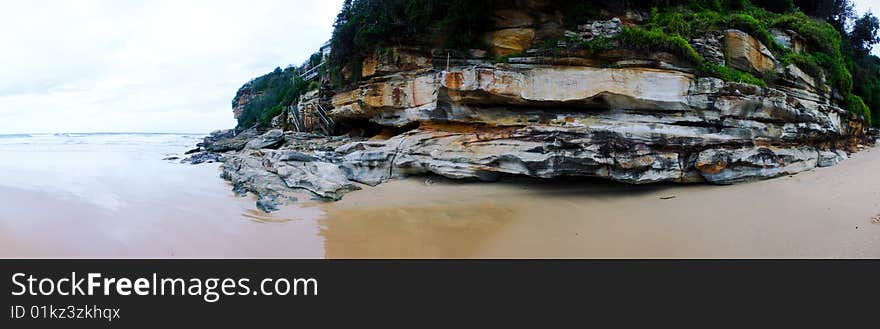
[320,147,880,258]
[0,134,877,258]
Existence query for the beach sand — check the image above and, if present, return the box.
[318,147,880,258]
[0,137,877,258]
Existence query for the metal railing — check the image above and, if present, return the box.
[314,103,334,134]
[299,62,324,81]
[288,105,304,132]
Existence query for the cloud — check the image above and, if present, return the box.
[0,0,343,133]
[3,0,878,134]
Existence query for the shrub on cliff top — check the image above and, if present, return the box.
[699,62,768,87]
[846,94,873,126]
[329,0,499,88]
[645,3,867,111]
[618,27,703,64]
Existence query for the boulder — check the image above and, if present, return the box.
[491,9,535,29]
[696,146,819,184]
[182,152,222,165]
[276,162,361,200]
[361,48,432,79]
[692,31,725,66]
[221,154,299,211]
[484,28,536,57]
[624,9,647,23]
[269,113,287,130]
[818,150,847,167]
[723,29,777,75]
[770,28,806,53]
[779,64,818,91]
[245,129,285,150]
[576,18,622,40]
[256,195,281,213]
[203,128,260,152]
[276,150,317,162]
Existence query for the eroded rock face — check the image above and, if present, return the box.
[442,66,694,110]
[724,29,777,74]
[330,69,437,127]
[361,48,433,79]
[576,18,623,40]
[695,146,819,184]
[770,28,807,53]
[232,84,257,119]
[484,28,536,57]
[210,32,872,211]
[692,31,725,66]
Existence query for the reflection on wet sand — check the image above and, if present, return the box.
[321,203,512,258]
[316,177,668,258]
[242,209,296,223]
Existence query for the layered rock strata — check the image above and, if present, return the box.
[204,23,874,211]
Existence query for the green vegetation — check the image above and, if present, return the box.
[234,66,316,129]
[329,0,642,87]
[847,94,872,126]
[329,0,499,88]
[700,62,767,87]
[322,0,877,125]
[617,27,703,65]
[622,1,878,125]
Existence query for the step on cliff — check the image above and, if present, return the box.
[194,21,876,212]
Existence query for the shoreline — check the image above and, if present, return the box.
[1,138,878,258]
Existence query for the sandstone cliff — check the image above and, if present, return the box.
[196,3,878,211]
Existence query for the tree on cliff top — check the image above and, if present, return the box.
[850,12,880,57]
[234,66,313,129]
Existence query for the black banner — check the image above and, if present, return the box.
[1,260,877,327]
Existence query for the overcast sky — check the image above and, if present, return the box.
[0,0,343,134]
[0,0,877,134]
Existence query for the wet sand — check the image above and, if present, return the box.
[0,134,878,258]
[318,147,880,258]
[0,173,326,258]
[0,134,324,258]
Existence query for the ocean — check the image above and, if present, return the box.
[0,133,325,258]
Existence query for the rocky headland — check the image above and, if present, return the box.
[185,2,879,212]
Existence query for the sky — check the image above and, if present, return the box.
[0,0,343,134]
[0,0,877,134]
[855,1,880,58]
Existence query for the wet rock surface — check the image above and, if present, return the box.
[181,152,222,165]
